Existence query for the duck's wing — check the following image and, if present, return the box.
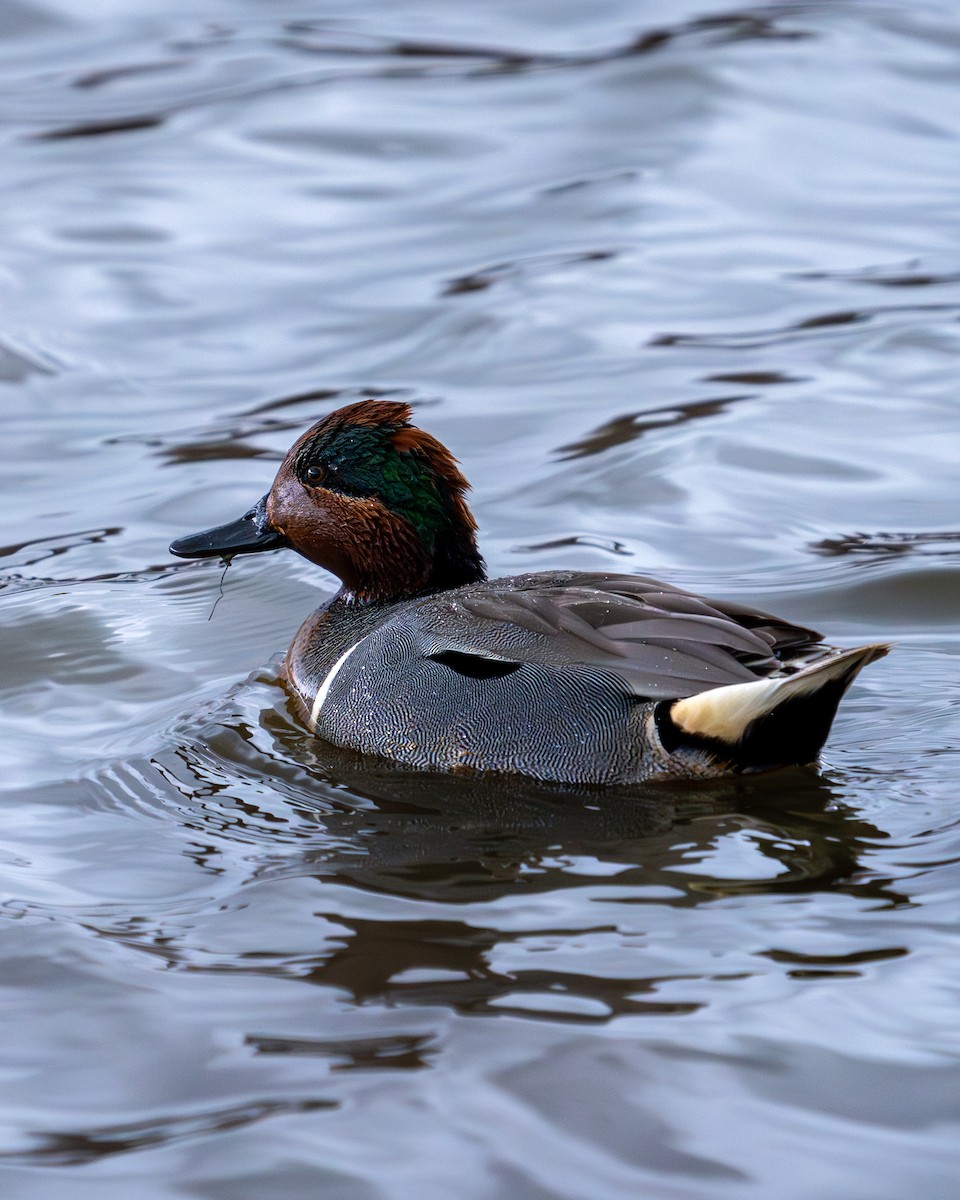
[406,573,824,700]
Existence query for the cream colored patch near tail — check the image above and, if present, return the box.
[670,643,890,745]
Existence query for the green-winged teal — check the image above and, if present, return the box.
[170,399,888,783]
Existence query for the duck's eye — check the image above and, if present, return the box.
[304,464,324,485]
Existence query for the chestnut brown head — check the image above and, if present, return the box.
[171,399,486,604]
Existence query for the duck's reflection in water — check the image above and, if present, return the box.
[223,698,898,902]
[88,677,904,1023]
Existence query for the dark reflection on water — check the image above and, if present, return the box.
[259,718,898,909]
[443,249,617,297]
[0,526,123,565]
[812,529,960,560]
[556,393,752,459]
[4,1097,337,1168]
[794,260,960,289]
[34,114,166,141]
[3,0,960,1194]
[650,302,960,349]
[60,684,905,1035]
[24,6,816,143]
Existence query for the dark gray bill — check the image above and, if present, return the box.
[169,494,287,559]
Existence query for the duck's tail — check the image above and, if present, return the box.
[656,643,890,773]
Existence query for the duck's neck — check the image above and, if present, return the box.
[336,522,487,607]
[424,523,487,595]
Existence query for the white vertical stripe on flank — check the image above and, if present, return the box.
[310,639,363,730]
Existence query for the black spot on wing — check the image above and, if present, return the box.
[430,650,523,680]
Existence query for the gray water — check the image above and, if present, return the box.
[2,1,960,1196]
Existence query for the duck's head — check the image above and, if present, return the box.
[170,399,486,604]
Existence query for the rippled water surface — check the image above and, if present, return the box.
[2,1,960,1196]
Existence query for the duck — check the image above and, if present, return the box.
[170,399,888,784]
